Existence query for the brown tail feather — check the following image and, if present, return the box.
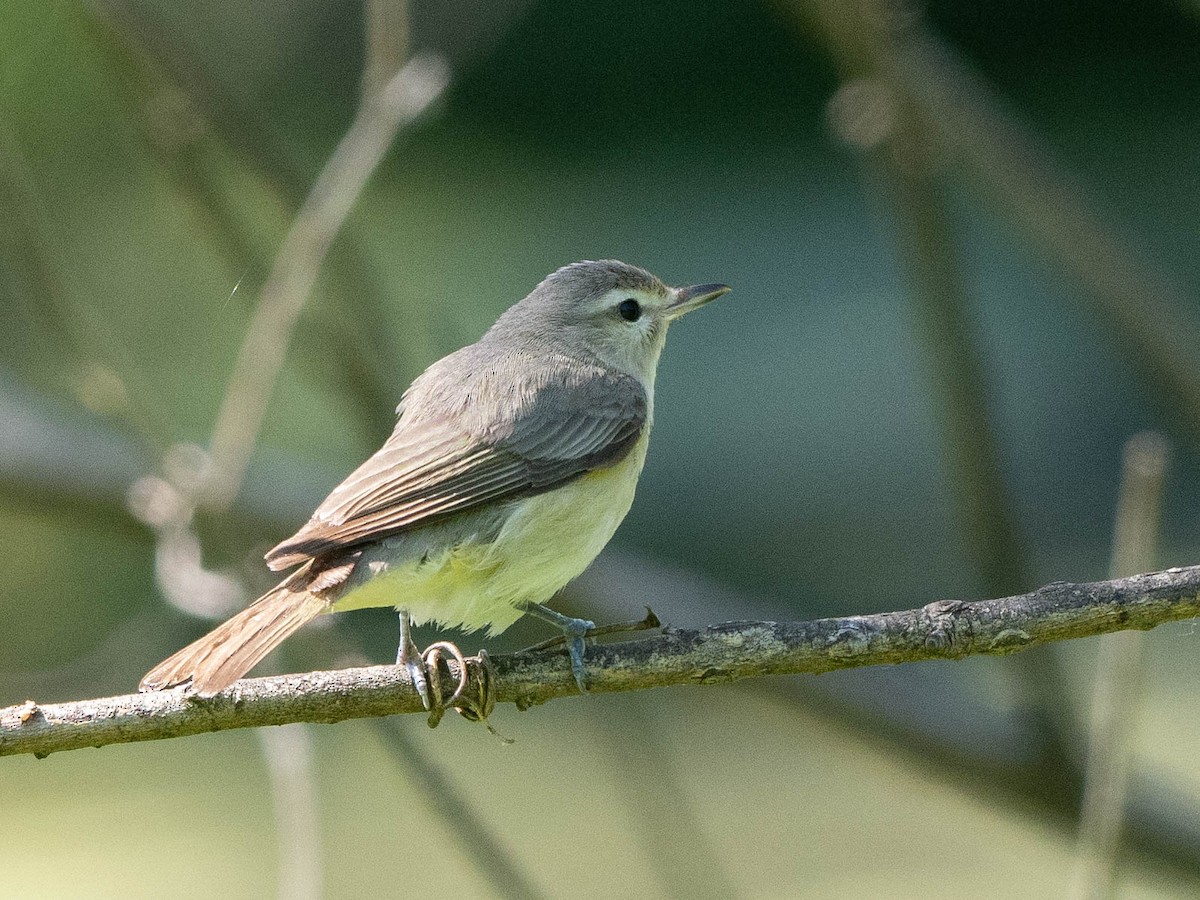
[140,566,329,697]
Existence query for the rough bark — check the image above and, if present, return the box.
[4,565,1199,758]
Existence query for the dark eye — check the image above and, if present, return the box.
[617,298,641,322]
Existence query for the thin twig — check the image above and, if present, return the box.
[203,52,449,512]
[97,28,447,897]
[1071,433,1169,899]
[5,565,1200,759]
[341,17,547,898]
[83,2,416,447]
[363,0,411,98]
[122,52,450,619]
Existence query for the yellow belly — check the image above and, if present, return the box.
[329,432,649,633]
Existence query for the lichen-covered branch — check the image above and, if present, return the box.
[4,565,1200,759]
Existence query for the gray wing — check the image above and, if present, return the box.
[265,352,647,570]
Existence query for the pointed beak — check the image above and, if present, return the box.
[667,282,731,320]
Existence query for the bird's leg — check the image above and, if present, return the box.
[523,602,595,693]
[397,611,486,729]
[396,610,432,710]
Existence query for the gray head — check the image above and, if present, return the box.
[487,260,730,382]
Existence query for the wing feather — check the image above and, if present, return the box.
[265,356,647,570]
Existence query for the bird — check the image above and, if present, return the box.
[140,260,730,703]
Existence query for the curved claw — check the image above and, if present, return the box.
[422,640,470,728]
[395,611,504,735]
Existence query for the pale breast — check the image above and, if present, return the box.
[328,431,651,634]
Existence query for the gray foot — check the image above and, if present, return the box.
[524,602,595,693]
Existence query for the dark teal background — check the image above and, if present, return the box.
[2,1,1198,896]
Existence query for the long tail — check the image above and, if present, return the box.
[140,565,329,697]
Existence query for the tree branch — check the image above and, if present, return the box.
[202,51,449,512]
[5,566,1200,758]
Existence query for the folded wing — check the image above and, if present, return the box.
[265,358,647,570]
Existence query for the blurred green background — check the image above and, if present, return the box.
[3,0,1200,897]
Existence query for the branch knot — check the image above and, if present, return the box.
[920,599,970,654]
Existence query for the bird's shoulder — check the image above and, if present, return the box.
[399,340,648,449]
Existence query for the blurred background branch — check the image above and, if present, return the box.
[6,366,1200,883]
[367,717,551,900]
[782,0,1200,452]
[1072,433,1170,899]
[3,1,1199,895]
[799,0,1078,800]
[112,8,450,899]
[201,50,448,513]
[257,723,324,900]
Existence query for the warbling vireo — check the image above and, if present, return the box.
[141,260,730,701]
